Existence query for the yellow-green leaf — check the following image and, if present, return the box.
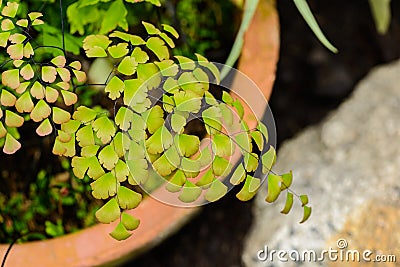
[5,110,24,127]
[3,133,21,154]
[281,192,294,214]
[91,172,118,199]
[95,198,120,223]
[300,206,312,223]
[30,100,51,122]
[265,173,282,203]
[117,186,142,209]
[109,222,131,241]
[36,118,53,137]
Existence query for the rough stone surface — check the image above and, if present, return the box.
[243,60,400,267]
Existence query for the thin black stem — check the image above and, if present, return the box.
[59,0,66,57]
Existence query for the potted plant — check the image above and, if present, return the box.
[0,0,310,266]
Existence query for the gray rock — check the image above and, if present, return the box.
[243,60,400,267]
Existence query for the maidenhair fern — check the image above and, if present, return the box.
[0,1,311,241]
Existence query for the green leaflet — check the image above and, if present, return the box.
[212,156,232,177]
[142,105,164,134]
[174,134,200,157]
[300,206,312,223]
[178,180,202,203]
[265,173,281,203]
[229,163,246,185]
[117,186,142,209]
[73,106,97,123]
[236,175,260,201]
[118,56,138,76]
[92,116,116,144]
[212,134,235,157]
[100,0,128,34]
[114,159,129,182]
[105,76,125,100]
[98,145,119,170]
[3,133,21,154]
[166,170,186,192]
[146,37,169,61]
[204,179,227,202]
[261,145,276,174]
[126,159,149,185]
[90,172,118,199]
[109,222,131,241]
[281,192,294,214]
[145,126,173,154]
[76,125,95,147]
[95,198,120,223]
[121,212,140,231]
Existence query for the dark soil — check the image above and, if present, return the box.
[125,1,400,266]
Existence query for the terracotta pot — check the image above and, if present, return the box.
[0,0,279,266]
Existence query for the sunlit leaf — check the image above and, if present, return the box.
[30,81,45,99]
[1,19,14,31]
[251,131,264,151]
[145,126,173,154]
[36,118,53,136]
[265,173,282,203]
[118,56,137,76]
[5,110,23,128]
[175,56,195,70]
[100,0,128,34]
[281,192,294,214]
[146,37,169,61]
[92,116,116,144]
[45,86,59,103]
[115,106,133,131]
[83,35,111,57]
[3,133,21,154]
[166,170,186,192]
[174,134,200,157]
[143,105,164,134]
[162,24,179,38]
[56,68,71,82]
[105,76,125,100]
[114,159,129,182]
[51,56,66,67]
[300,206,312,223]
[20,64,34,80]
[30,99,51,122]
[171,112,186,133]
[9,33,26,44]
[280,171,293,190]
[76,125,95,147]
[23,42,34,58]
[152,153,177,176]
[98,144,119,170]
[2,69,20,89]
[0,122,7,138]
[121,212,140,231]
[2,2,19,18]
[205,179,227,202]
[179,180,202,203]
[108,43,129,58]
[126,159,149,185]
[73,106,97,123]
[0,32,11,47]
[95,198,120,223]
[244,152,258,172]
[52,107,71,124]
[212,134,235,157]
[236,175,260,201]
[212,156,232,177]
[300,195,309,207]
[123,78,147,106]
[91,172,118,199]
[42,66,57,83]
[142,21,161,35]
[61,90,78,106]
[117,186,142,209]
[174,90,202,113]
[131,47,149,64]
[163,77,179,93]
[261,145,276,174]
[136,63,161,90]
[0,89,16,106]
[109,31,145,45]
[109,222,131,241]
[230,163,246,185]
